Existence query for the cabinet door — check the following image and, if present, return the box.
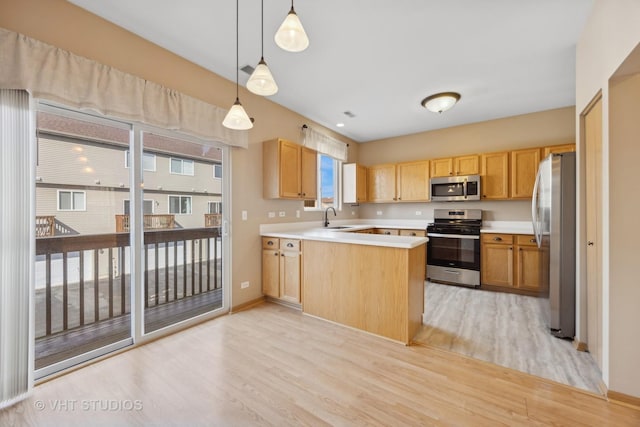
[262,249,280,297]
[543,143,576,157]
[356,164,368,202]
[367,164,397,202]
[515,235,548,293]
[480,151,509,199]
[510,148,541,199]
[454,155,480,175]
[481,242,513,287]
[279,250,301,303]
[300,147,317,200]
[279,140,301,198]
[430,158,453,177]
[397,161,430,202]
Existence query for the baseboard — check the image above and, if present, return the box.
[573,339,588,352]
[230,296,265,313]
[265,296,302,311]
[608,389,640,409]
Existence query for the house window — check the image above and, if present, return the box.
[207,201,222,214]
[168,195,192,214]
[57,190,86,211]
[213,163,222,179]
[170,157,194,176]
[124,199,154,215]
[124,151,156,171]
[304,154,340,210]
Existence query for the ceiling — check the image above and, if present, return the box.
[67,0,594,143]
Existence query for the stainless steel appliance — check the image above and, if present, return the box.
[430,175,481,202]
[426,209,482,287]
[532,152,576,338]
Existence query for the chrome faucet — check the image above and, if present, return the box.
[324,207,337,227]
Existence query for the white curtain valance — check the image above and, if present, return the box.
[301,125,348,161]
[0,27,247,149]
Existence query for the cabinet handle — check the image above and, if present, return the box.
[410,232,416,236]
[529,239,536,243]
[274,252,279,256]
[398,197,401,200]
[482,195,487,198]
[298,193,302,196]
[587,241,594,246]
[509,247,513,250]
[280,253,284,257]
[267,241,274,246]
[494,237,502,241]
[519,248,522,251]
[286,243,294,248]
[302,193,306,196]
[384,231,391,235]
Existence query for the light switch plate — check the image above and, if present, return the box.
[268,212,275,218]
[376,211,383,216]
[241,210,248,220]
[279,211,286,217]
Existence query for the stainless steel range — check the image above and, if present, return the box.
[426,209,482,287]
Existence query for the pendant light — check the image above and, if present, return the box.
[223,0,253,130]
[274,0,309,53]
[247,0,278,96]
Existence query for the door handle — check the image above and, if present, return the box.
[587,241,594,246]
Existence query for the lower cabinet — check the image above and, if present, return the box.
[481,233,548,295]
[262,237,301,304]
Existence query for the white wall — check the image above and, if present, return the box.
[576,0,640,398]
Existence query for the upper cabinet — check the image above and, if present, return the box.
[367,161,430,203]
[510,148,540,199]
[368,164,397,202]
[396,160,430,202]
[543,143,576,157]
[430,155,479,177]
[480,151,510,200]
[343,163,368,204]
[263,138,317,200]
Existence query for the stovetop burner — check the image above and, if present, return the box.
[427,209,482,235]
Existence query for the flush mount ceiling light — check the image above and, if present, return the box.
[223,0,253,130]
[421,92,461,113]
[247,0,278,96]
[274,0,309,52]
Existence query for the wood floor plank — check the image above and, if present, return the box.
[2,302,639,426]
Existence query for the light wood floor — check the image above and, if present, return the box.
[2,302,639,426]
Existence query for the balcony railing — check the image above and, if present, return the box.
[34,227,222,369]
[36,216,55,237]
[115,214,175,232]
[205,213,222,227]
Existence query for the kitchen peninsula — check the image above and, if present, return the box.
[260,223,428,344]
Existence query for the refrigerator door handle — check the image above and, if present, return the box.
[531,167,542,248]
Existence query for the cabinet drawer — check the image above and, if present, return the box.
[262,237,280,249]
[516,235,538,246]
[375,229,400,235]
[399,229,426,237]
[280,239,300,251]
[482,233,513,244]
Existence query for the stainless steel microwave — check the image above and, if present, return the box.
[430,175,481,202]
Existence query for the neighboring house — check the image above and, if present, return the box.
[35,111,223,235]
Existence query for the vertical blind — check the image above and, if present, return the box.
[0,89,34,409]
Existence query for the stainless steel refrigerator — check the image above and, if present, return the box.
[532,152,576,338]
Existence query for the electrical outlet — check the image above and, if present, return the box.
[296,210,300,218]
[352,211,356,216]
[268,212,275,218]
[240,281,250,289]
[376,210,383,216]
[415,211,422,216]
[279,211,286,217]
[242,210,248,220]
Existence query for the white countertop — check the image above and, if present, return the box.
[260,221,429,249]
[481,221,534,235]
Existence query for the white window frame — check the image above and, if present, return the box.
[124,199,154,215]
[169,157,194,176]
[125,150,156,171]
[168,195,192,215]
[304,153,341,212]
[207,201,222,214]
[213,163,222,179]
[57,190,86,211]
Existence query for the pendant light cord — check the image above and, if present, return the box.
[261,0,264,58]
[235,0,239,99]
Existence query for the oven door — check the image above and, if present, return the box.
[426,233,480,271]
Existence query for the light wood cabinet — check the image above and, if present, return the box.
[343,163,368,204]
[481,233,548,295]
[396,160,430,202]
[480,151,510,199]
[543,143,576,157]
[430,155,479,177]
[263,138,317,200]
[399,229,426,237]
[261,237,302,304]
[367,164,397,202]
[510,148,541,199]
[374,228,399,235]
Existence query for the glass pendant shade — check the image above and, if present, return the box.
[421,92,461,113]
[274,7,309,52]
[247,58,279,96]
[223,98,253,130]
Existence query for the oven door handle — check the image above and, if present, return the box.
[427,233,479,240]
